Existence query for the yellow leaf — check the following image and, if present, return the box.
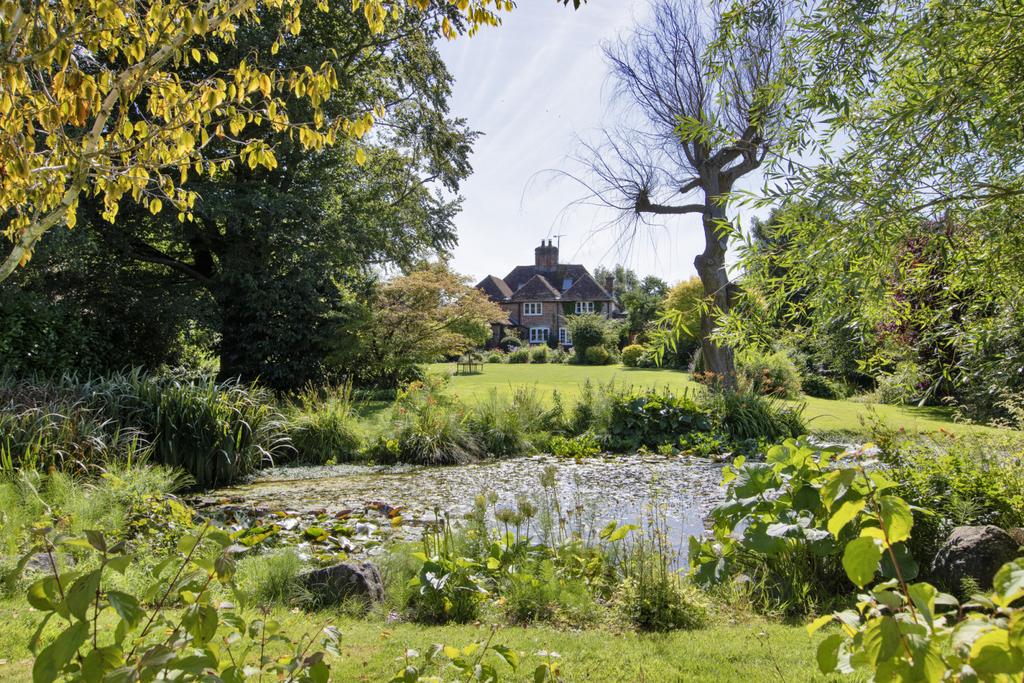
[207,51,219,65]
[355,147,367,166]
[149,198,162,215]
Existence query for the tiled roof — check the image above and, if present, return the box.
[476,274,513,301]
[560,272,613,301]
[509,274,561,301]
[503,264,590,294]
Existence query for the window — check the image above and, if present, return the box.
[559,328,572,345]
[523,302,542,316]
[529,327,550,344]
[575,301,596,314]
[562,277,573,290]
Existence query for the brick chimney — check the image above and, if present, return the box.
[535,239,558,271]
[604,275,614,296]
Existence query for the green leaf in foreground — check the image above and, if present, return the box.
[842,536,882,588]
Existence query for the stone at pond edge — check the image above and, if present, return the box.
[930,525,1022,592]
[299,562,384,608]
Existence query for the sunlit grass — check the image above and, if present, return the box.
[428,362,1002,437]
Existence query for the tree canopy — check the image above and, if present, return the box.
[0,0,514,281]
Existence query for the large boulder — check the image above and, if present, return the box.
[930,525,1021,592]
[299,562,384,608]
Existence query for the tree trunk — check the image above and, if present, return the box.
[694,192,737,388]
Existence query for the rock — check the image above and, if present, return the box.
[1006,527,1024,547]
[299,562,384,608]
[930,525,1021,592]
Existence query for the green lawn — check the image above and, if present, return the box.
[0,599,832,682]
[430,362,996,436]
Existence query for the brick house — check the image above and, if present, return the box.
[476,240,620,347]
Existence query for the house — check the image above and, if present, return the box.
[476,240,620,347]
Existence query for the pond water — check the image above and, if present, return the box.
[198,454,728,566]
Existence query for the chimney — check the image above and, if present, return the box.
[605,275,614,296]
[535,239,558,271]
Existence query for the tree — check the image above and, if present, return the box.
[573,0,790,386]
[22,2,475,389]
[334,262,507,386]
[0,0,513,282]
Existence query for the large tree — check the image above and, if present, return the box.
[0,0,514,282]
[573,0,790,385]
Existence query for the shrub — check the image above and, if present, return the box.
[486,352,504,363]
[584,345,611,365]
[606,390,711,450]
[0,372,290,488]
[236,549,307,605]
[382,378,480,465]
[508,348,530,364]
[705,390,805,444]
[876,360,927,405]
[566,313,620,361]
[800,373,848,399]
[621,344,645,367]
[284,383,363,464]
[549,348,568,364]
[736,348,802,399]
[876,430,1024,582]
[549,433,601,458]
[468,388,552,457]
[531,346,549,363]
[499,335,522,350]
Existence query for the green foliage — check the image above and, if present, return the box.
[875,430,1024,581]
[703,390,805,445]
[736,348,802,399]
[606,390,711,450]
[389,629,527,683]
[379,378,480,465]
[283,383,363,465]
[566,314,619,361]
[405,515,488,624]
[21,526,340,683]
[876,361,928,406]
[507,349,530,364]
[499,336,522,350]
[548,433,601,459]
[1,372,290,488]
[486,352,504,364]
[236,550,307,606]
[800,374,848,400]
[468,389,554,457]
[531,347,549,364]
[621,345,645,368]
[583,346,612,366]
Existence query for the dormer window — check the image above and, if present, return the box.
[575,301,596,314]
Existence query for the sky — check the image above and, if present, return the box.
[437,1,770,287]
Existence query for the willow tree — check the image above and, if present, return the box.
[0,0,515,282]
[574,0,789,384]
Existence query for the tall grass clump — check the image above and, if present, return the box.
[283,382,363,464]
[706,390,805,443]
[90,371,291,488]
[375,377,480,465]
[1,371,291,488]
[468,387,555,457]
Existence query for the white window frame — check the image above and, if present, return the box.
[559,328,572,345]
[523,302,543,316]
[575,301,596,314]
[529,327,550,344]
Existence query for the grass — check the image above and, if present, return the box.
[0,598,833,681]
[430,362,1001,437]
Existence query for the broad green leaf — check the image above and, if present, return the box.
[33,620,88,683]
[816,633,843,673]
[107,590,145,628]
[907,583,937,625]
[992,558,1024,607]
[878,496,913,544]
[492,644,520,670]
[970,629,1023,674]
[807,614,833,636]
[66,569,101,621]
[842,537,882,588]
[828,498,865,538]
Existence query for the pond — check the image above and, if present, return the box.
[195,454,728,566]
